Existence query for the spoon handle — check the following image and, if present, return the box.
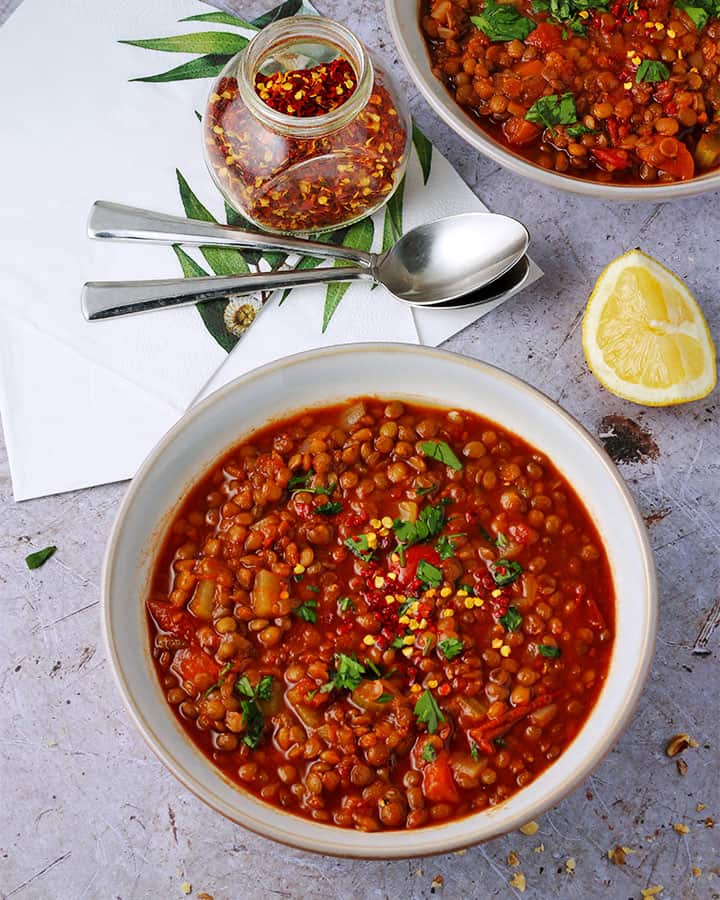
[88,201,374,266]
[81,266,372,321]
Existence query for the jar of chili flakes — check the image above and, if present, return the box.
[203,16,411,234]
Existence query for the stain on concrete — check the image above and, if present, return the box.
[599,415,659,464]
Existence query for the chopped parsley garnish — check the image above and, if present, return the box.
[532,0,608,33]
[255,674,273,701]
[414,689,446,735]
[365,660,383,679]
[470,742,480,761]
[320,653,365,693]
[233,674,274,748]
[490,559,524,587]
[567,122,596,139]
[204,661,233,698]
[25,546,57,569]
[344,534,375,562]
[422,742,437,762]
[539,644,561,658]
[293,597,318,623]
[471,0,537,41]
[416,484,438,496]
[436,533,464,559]
[398,597,416,616]
[494,737,506,747]
[239,699,264,749]
[459,583,476,596]
[419,440,463,472]
[499,606,523,631]
[288,469,333,496]
[417,559,443,588]
[338,596,355,613]
[675,0,719,29]
[526,92,578,134]
[315,500,342,515]
[393,498,451,550]
[438,638,464,661]
[636,59,671,83]
[391,634,408,649]
[378,693,393,703]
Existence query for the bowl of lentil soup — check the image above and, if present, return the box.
[102,344,656,857]
[386,0,720,198]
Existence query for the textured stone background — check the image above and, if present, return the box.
[1,1,718,898]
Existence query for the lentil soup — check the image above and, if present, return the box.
[148,398,614,832]
[421,0,720,185]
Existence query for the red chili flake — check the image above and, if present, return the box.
[255,58,357,117]
[205,67,407,232]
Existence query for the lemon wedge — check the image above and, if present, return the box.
[582,249,716,406]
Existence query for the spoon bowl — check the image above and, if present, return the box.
[377,213,529,304]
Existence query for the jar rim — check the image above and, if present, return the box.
[237,15,374,138]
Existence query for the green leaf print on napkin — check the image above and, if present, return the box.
[253,0,306,28]
[322,217,375,333]
[130,54,231,84]
[179,12,259,29]
[173,246,238,352]
[412,123,433,185]
[120,32,249,55]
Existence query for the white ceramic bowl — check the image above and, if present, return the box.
[102,344,656,858]
[386,0,720,201]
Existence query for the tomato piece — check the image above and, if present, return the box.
[513,58,544,77]
[585,595,606,630]
[394,544,442,588]
[636,136,695,180]
[147,600,195,641]
[526,22,563,51]
[592,148,631,172]
[172,646,220,684]
[422,752,460,804]
[502,116,541,147]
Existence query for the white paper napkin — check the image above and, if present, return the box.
[0,0,541,501]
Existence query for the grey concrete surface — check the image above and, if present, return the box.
[1,1,719,898]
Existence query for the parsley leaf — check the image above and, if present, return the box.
[288,469,334,496]
[232,675,274,748]
[636,59,671,83]
[422,742,437,762]
[459,583,476,596]
[470,0,536,40]
[315,500,342,515]
[526,93,578,133]
[417,559,443,588]
[240,699,265,749]
[203,661,234,699]
[490,559,524,587]
[393,499,451,549]
[419,440,463,472]
[416,484,438,497]
[539,644,561,658]
[338,596,355,613]
[378,693,393,703]
[499,606,523,631]
[675,0,717,30]
[470,742,480,761]
[293,598,318,623]
[436,534,464,559]
[322,653,366,692]
[344,534,375,562]
[391,634,408,649]
[542,0,608,33]
[255,674,274,702]
[25,546,57,569]
[414,689,446,735]
[234,675,255,699]
[438,638,464,660]
[567,123,595,138]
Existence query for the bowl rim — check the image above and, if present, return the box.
[101,342,657,859]
[385,0,720,201]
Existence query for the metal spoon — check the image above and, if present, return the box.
[81,202,529,320]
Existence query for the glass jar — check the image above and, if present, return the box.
[203,16,411,234]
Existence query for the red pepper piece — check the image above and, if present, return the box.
[469,691,561,754]
[147,600,196,642]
